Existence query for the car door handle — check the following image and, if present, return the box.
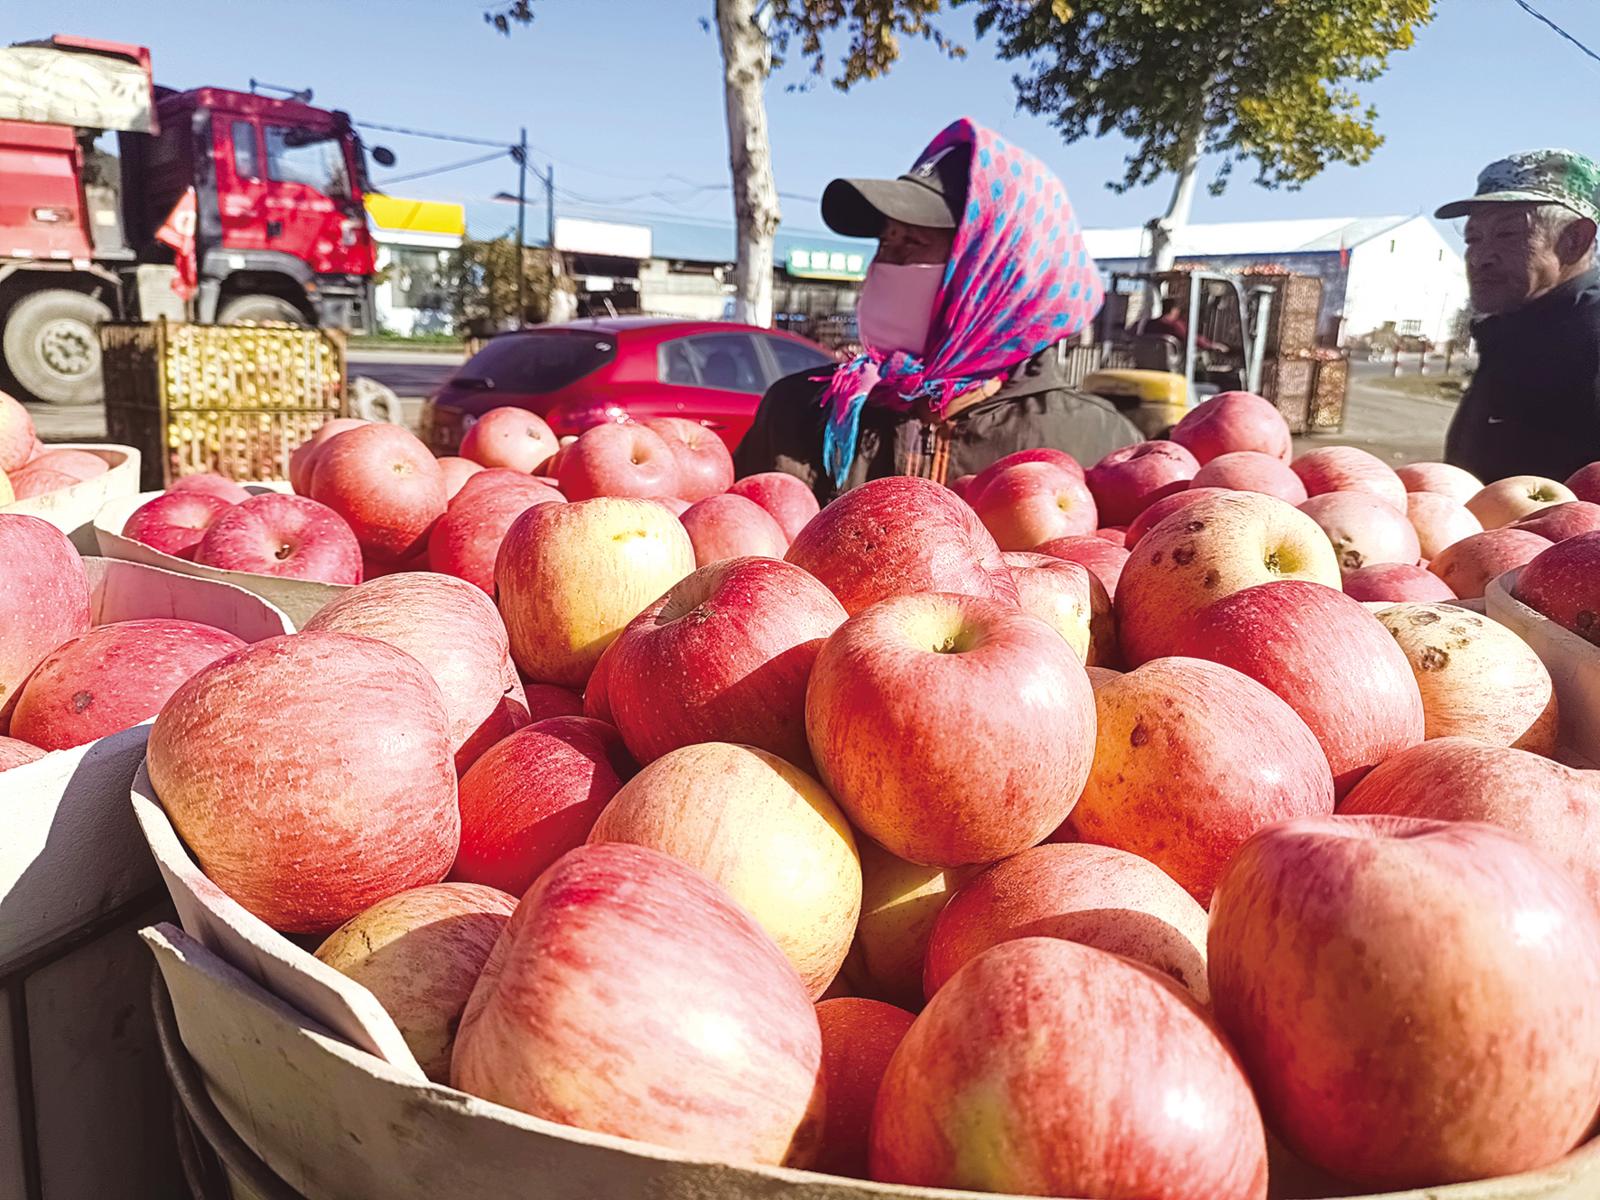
[266,220,283,238]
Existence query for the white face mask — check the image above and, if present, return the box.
[856,260,944,357]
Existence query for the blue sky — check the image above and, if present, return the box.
[35,0,1600,242]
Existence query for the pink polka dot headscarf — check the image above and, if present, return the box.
[821,118,1105,488]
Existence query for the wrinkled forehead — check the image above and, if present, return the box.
[1464,204,1540,237]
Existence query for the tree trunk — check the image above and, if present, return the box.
[1145,113,1205,277]
[715,0,780,328]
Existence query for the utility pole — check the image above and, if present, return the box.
[514,127,528,329]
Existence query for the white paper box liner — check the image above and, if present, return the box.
[1485,567,1600,766]
[3,444,140,553]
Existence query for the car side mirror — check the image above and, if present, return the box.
[371,146,396,168]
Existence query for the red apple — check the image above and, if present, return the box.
[451,842,825,1166]
[6,465,78,500]
[643,417,734,502]
[1095,525,1127,545]
[947,474,977,502]
[1068,656,1335,904]
[1512,499,1600,542]
[872,937,1268,1198]
[1032,533,1130,595]
[436,456,484,500]
[1299,490,1421,574]
[806,591,1094,866]
[1567,461,1600,503]
[1397,461,1482,506]
[1084,440,1199,527]
[1121,486,1232,548]
[1467,474,1576,530]
[122,490,234,560]
[1190,450,1308,503]
[655,496,692,516]
[1428,527,1552,599]
[459,406,558,474]
[1002,552,1115,666]
[679,493,789,566]
[1405,491,1483,559]
[606,557,845,766]
[147,632,460,933]
[1176,581,1424,794]
[289,417,368,495]
[520,682,583,723]
[1170,391,1292,464]
[970,461,1098,549]
[314,882,516,1083]
[1512,530,1600,645]
[29,448,107,482]
[308,423,446,562]
[785,476,1018,615]
[588,741,861,997]
[967,448,1086,504]
[168,472,252,504]
[1209,815,1600,1189]
[194,493,363,584]
[813,999,915,1178]
[1291,446,1407,511]
[496,497,695,688]
[727,471,819,541]
[0,515,91,731]
[556,423,680,501]
[924,842,1210,1002]
[1342,562,1457,603]
[302,572,531,773]
[0,390,35,473]
[426,471,564,593]
[1341,738,1600,910]
[582,637,619,724]
[449,716,625,898]
[1116,491,1341,665]
[0,735,44,772]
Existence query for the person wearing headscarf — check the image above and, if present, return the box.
[734,118,1140,502]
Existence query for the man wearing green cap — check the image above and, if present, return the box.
[1438,149,1600,482]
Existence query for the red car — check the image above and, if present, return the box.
[421,318,837,455]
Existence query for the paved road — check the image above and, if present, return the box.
[345,348,461,398]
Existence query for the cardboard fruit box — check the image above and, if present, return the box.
[2,443,141,553]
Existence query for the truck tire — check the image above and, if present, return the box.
[216,294,307,325]
[2,289,112,406]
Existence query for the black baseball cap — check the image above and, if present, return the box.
[821,142,972,238]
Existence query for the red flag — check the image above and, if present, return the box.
[154,187,198,300]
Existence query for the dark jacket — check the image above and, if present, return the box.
[1446,269,1600,482]
[733,348,1143,505]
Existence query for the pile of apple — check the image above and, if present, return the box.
[0,391,116,505]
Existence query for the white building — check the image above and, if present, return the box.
[364,195,466,336]
[1085,215,1469,346]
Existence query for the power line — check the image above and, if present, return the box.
[1512,0,1600,66]
[376,148,509,186]
[355,119,511,149]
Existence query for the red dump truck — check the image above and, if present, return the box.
[0,35,391,404]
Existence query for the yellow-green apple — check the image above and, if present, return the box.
[1375,603,1557,754]
[1068,657,1335,903]
[806,592,1093,866]
[588,741,860,997]
[0,474,12,505]
[1299,490,1421,573]
[1084,440,1199,526]
[435,456,483,499]
[1209,815,1600,1190]
[679,493,788,566]
[495,497,694,688]
[0,515,91,731]
[123,490,234,560]
[459,406,558,474]
[10,619,244,751]
[728,471,820,540]
[606,557,846,765]
[872,938,1268,1198]
[1291,446,1407,511]
[1122,485,1231,548]
[1341,739,1600,910]
[970,461,1097,549]
[194,493,363,584]
[1190,450,1308,503]
[1513,499,1600,541]
[814,999,915,1178]
[850,838,976,1008]
[1513,530,1600,645]
[169,472,251,504]
[315,882,515,1082]
[1568,461,1600,503]
[451,842,825,1165]
[1176,580,1425,794]
[1002,552,1115,666]
[1342,562,1457,603]
[785,476,1018,615]
[147,632,459,933]
[449,716,624,897]
[289,417,367,494]
[0,389,35,472]
[302,572,530,772]
[1397,460,1482,505]
[426,470,563,593]
[1033,533,1129,595]
[309,423,447,563]
[924,842,1210,1003]
[1116,491,1341,665]
[1467,475,1576,529]
[1170,390,1292,463]
[0,736,43,771]
[556,422,680,501]
[1428,527,1552,599]
[1405,490,1482,559]
[643,416,733,502]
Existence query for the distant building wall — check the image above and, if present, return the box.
[1342,217,1469,345]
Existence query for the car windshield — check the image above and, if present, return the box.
[453,331,619,394]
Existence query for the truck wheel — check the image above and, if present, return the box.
[217,294,307,325]
[2,289,112,406]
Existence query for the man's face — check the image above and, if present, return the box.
[1463,205,1564,315]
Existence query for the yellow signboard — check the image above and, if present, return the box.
[364,195,466,238]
